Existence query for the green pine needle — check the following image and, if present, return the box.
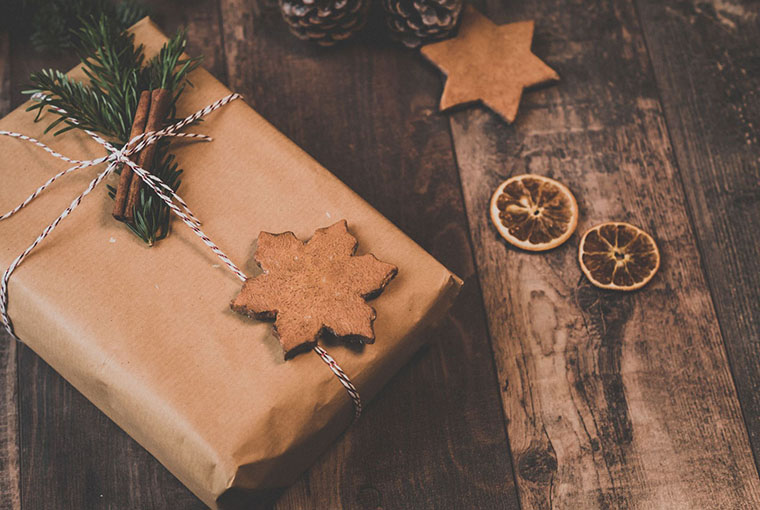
[23,13,203,246]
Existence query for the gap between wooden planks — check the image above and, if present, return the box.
[450,0,760,508]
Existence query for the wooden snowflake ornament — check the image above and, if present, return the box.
[231,220,398,358]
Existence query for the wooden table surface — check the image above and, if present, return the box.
[1,0,759,508]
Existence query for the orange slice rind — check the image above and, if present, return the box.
[578,222,660,291]
[489,174,579,251]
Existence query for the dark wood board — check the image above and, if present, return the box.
[217,2,520,509]
[447,0,760,508]
[0,27,21,510]
[2,1,519,509]
[4,0,760,508]
[0,31,10,116]
[0,326,20,510]
[635,0,760,466]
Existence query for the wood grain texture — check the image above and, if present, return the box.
[0,326,20,510]
[0,31,10,116]
[0,27,22,510]
[17,346,205,510]
[448,0,760,508]
[218,0,263,101]
[635,0,760,464]
[218,3,520,509]
[7,0,760,508]
[150,0,228,82]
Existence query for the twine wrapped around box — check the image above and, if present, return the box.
[0,18,461,507]
[0,92,365,418]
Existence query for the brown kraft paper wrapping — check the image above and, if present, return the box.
[0,18,462,508]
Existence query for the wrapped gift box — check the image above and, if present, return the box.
[0,18,461,508]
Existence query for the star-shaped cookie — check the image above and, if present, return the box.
[421,5,559,123]
[231,220,398,359]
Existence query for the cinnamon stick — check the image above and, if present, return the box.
[113,90,151,221]
[124,88,172,223]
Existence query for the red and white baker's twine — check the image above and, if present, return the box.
[0,93,362,419]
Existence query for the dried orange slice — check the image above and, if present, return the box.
[578,222,660,290]
[489,174,578,251]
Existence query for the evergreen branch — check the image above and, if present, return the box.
[143,29,202,95]
[23,13,203,246]
[24,69,131,139]
[75,14,145,104]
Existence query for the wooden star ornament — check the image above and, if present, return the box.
[421,5,559,124]
[231,220,398,359]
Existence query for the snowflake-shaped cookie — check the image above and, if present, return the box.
[231,220,398,358]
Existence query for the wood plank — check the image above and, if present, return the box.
[0,30,10,116]
[0,26,22,510]
[218,3,520,509]
[0,338,19,510]
[17,348,206,509]
[150,0,228,82]
[10,4,221,508]
[217,0,260,100]
[0,333,19,510]
[448,0,760,508]
[635,0,760,465]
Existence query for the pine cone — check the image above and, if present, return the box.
[383,0,463,48]
[279,0,371,46]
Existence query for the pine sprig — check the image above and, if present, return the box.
[75,15,145,140]
[22,14,203,246]
[144,29,200,92]
[23,69,127,138]
[25,16,143,140]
